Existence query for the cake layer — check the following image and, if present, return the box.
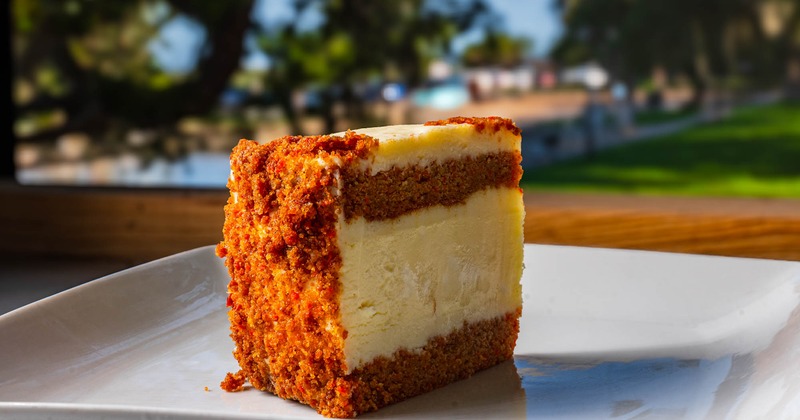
[337,187,524,373]
[341,151,520,221]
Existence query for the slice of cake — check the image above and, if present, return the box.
[216,116,525,418]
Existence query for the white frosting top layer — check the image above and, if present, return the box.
[337,123,520,174]
[336,187,525,373]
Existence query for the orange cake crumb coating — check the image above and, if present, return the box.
[424,115,522,136]
[217,117,523,418]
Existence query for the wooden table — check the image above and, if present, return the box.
[2,182,800,264]
[524,192,800,262]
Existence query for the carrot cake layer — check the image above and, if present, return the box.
[341,151,520,221]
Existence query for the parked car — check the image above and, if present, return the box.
[411,77,470,110]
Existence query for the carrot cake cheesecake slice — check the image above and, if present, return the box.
[217,116,525,418]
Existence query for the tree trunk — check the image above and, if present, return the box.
[180,0,255,117]
[276,88,303,136]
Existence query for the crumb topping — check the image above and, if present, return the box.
[424,116,522,137]
[217,133,377,415]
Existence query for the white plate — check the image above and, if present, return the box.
[2,244,800,419]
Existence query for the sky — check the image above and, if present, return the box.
[452,0,564,58]
[151,0,564,73]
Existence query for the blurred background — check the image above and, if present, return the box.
[9,0,800,196]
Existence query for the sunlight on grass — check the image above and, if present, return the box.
[523,102,800,198]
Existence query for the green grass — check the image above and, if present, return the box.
[522,102,800,198]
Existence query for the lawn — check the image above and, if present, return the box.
[522,102,800,198]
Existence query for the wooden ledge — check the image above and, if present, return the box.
[0,182,228,264]
[2,182,799,263]
[524,192,800,261]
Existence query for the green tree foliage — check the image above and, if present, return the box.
[462,31,532,68]
[552,0,800,107]
[319,0,494,86]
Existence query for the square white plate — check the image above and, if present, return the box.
[2,244,800,419]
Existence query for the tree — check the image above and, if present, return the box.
[462,31,533,68]
[552,0,800,109]
[13,0,254,144]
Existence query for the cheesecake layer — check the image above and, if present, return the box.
[337,187,524,372]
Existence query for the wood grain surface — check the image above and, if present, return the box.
[2,183,799,263]
[524,192,800,261]
[0,183,227,264]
